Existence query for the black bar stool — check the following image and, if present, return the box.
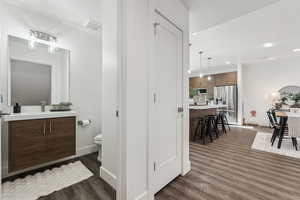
[202,115,219,144]
[217,111,230,133]
[193,117,205,141]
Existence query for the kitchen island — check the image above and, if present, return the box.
[190,104,228,141]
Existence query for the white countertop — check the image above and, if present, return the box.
[2,111,77,122]
[189,104,228,110]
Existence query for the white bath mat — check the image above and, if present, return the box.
[1,161,93,200]
[252,132,300,159]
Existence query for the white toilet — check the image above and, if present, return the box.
[94,134,103,162]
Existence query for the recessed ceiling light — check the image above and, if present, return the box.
[293,49,300,52]
[225,61,231,65]
[192,32,200,36]
[199,73,204,78]
[262,42,274,48]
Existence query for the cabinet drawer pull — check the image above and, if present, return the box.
[49,121,52,134]
[43,121,46,136]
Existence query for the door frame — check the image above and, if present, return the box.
[148,9,185,199]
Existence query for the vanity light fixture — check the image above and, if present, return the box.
[29,30,57,53]
[28,32,36,49]
[48,38,57,54]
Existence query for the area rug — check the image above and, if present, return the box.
[1,161,93,200]
[252,132,300,159]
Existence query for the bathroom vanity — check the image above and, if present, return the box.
[3,112,76,172]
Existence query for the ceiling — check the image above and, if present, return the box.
[3,0,299,77]
[1,0,102,35]
[184,0,279,33]
[188,0,300,76]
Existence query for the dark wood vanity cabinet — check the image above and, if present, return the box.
[9,117,76,172]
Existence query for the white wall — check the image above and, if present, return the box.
[60,30,102,156]
[101,0,118,190]
[101,0,189,199]
[242,57,300,126]
[0,2,102,174]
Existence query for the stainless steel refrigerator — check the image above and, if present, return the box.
[214,85,238,124]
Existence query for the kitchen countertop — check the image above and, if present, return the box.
[189,104,228,110]
[2,111,77,122]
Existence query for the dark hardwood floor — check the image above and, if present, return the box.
[2,153,116,200]
[156,126,300,200]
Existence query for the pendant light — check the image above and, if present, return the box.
[199,51,204,78]
[207,57,212,81]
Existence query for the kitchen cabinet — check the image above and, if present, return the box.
[189,72,237,97]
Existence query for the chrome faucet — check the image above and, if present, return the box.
[40,101,47,112]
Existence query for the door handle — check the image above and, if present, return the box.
[178,107,184,113]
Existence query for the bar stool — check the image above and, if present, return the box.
[193,117,205,141]
[216,111,230,133]
[202,115,219,144]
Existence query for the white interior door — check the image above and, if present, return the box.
[150,12,183,194]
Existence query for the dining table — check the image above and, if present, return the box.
[275,111,300,148]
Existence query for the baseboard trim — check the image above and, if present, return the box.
[182,160,191,176]
[100,166,117,189]
[135,191,148,200]
[77,144,98,156]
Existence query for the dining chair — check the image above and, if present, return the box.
[270,109,279,125]
[267,110,280,146]
[287,115,300,151]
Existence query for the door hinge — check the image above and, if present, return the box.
[153,93,157,103]
[116,110,119,118]
[154,162,156,171]
[153,22,160,35]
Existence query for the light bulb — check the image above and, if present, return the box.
[28,34,36,49]
[207,76,212,81]
[199,73,204,78]
[48,41,57,54]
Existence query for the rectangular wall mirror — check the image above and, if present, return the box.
[8,35,70,106]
